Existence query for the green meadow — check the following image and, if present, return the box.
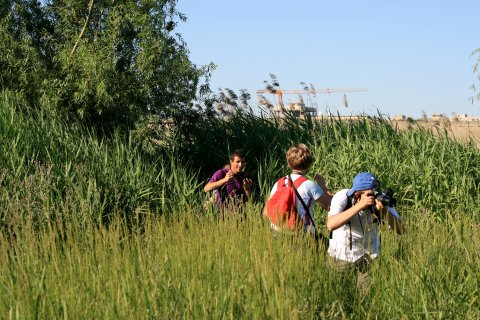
[1,91,480,319]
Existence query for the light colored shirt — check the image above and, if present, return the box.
[328,189,380,262]
[269,173,323,233]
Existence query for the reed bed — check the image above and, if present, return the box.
[1,91,480,318]
[0,212,479,319]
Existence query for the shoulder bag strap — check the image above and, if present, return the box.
[288,174,316,230]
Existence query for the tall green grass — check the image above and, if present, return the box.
[2,90,480,225]
[1,90,480,318]
[1,212,479,318]
[307,115,480,218]
[176,110,480,218]
[0,90,201,228]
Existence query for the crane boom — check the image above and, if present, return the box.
[256,87,367,116]
[256,88,367,95]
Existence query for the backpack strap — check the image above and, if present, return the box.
[288,174,315,230]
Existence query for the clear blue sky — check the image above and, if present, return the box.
[176,0,480,118]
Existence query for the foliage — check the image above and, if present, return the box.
[213,87,251,116]
[0,0,212,131]
[0,90,201,228]
[2,86,480,317]
[472,48,480,103]
[4,90,480,228]
[1,212,479,318]
[135,107,480,218]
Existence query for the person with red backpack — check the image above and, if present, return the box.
[264,143,332,234]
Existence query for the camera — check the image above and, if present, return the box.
[373,188,397,207]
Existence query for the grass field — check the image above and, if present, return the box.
[1,90,480,318]
[1,212,479,318]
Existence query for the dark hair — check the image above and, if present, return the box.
[229,149,245,161]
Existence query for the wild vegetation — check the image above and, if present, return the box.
[472,47,480,103]
[2,210,479,319]
[2,1,480,318]
[1,90,480,318]
[0,0,214,131]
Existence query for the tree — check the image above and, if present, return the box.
[0,0,212,131]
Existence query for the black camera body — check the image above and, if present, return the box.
[373,188,397,207]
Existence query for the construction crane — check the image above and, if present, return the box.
[256,87,367,117]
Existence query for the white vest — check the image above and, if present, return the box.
[328,189,380,262]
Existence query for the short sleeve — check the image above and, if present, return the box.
[209,169,226,183]
[328,190,349,216]
[304,180,323,201]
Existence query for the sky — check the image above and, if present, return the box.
[176,0,480,119]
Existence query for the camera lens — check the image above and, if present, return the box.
[374,191,397,207]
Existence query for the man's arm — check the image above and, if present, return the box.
[314,174,333,210]
[385,207,405,235]
[326,194,375,232]
[204,170,233,193]
[315,193,333,210]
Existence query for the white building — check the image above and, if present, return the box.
[392,114,406,121]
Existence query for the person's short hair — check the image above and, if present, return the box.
[229,149,245,161]
[286,143,313,171]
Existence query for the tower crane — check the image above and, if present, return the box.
[256,87,367,117]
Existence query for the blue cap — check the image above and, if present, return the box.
[346,172,380,196]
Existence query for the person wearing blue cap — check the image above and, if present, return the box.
[326,172,403,282]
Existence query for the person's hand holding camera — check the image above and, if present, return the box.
[223,170,235,184]
[242,177,253,190]
[374,199,385,212]
[356,192,376,210]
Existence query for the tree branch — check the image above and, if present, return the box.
[70,0,94,56]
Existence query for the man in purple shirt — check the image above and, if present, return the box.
[204,150,253,209]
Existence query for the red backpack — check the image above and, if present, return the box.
[265,175,308,231]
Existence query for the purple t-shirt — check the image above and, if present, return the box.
[209,168,249,206]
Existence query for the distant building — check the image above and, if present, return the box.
[271,102,317,117]
[450,114,480,122]
[431,113,447,121]
[392,114,406,120]
[453,114,468,121]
